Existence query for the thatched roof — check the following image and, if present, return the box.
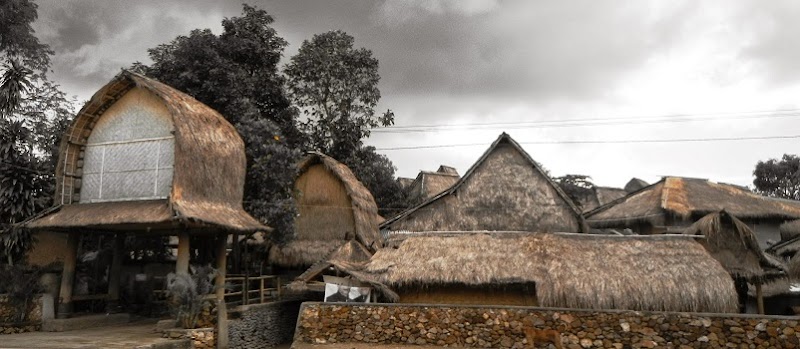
[579,186,627,212]
[270,152,381,268]
[381,133,586,233]
[624,178,649,193]
[407,166,460,202]
[352,232,736,313]
[682,211,786,281]
[780,219,800,241]
[27,71,266,233]
[586,177,800,228]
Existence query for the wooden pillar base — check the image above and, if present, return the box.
[57,232,80,319]
[216,234,229,349]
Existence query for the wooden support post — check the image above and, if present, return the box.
[176,231,190,274]
[215,234,229,349]
[243,273,249,305]
[756,280,765,315]
[276,277,282,300]
[260,278,265,304]
[106,234,124,313]
[57,232,80,318]
[231,233,240,274]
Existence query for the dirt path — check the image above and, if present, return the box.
[0,321,182,349]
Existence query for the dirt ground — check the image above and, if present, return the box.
[0,321,181,349]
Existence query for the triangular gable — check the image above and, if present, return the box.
[381,133,586,232]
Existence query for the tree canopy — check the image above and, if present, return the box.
[753,154,800,200]
[137,5,302,242]
[0,0,74,264]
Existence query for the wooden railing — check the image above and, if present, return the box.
[221,274,282,307]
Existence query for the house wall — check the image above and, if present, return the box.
[295,302,800,348]
[228,300,304,348]
[398,285,537,307]
[387,143,581,233]
[27,231,70,267]
[748,220,782,249]
[294,164,356,241]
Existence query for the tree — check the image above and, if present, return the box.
[285,30,403,216]
[284,30,394,158]
[0,0,75,264]
[753,154,800,200]
[554,174,596,210]
[138,5,301,242]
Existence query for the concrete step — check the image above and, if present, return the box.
[41,313,131,332]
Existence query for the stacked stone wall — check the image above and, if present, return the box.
[295,302,800,348]
[229,300,303,348]
[164,327,215,348]
[0,295,42,334]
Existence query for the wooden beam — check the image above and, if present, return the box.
[176,231,190,274]
[106,234,124,312]
[756,280,765,315]
[57,232,80,318]
[215,234,229,349]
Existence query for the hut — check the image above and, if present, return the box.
[381,133,587,233]
[585,176,800,247]
[577,186,627,212]
[682,211,787,313]
[347,232,737,313]
[405,165,460,204]
[269,152,382,270]
[24,71,266,345]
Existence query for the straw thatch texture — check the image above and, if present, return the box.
[586,177,800,229]
[271,152,381,268]
[579,187,627,212]
[29,71,266,233]
[625,178,649,193]
[358,233,737,313]
[682,211,786,281]
[382,133,585,233]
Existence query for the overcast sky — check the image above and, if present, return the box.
[32,0,800,188]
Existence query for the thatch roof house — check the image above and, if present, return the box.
[585,177,800,247]
[24,71,262,330]
[405,165,460,204]
[381,133,586,233]
[348,232,737,313]
[27,71,266,233]
[578,186,627,212]
[269,152,382,268]
[682,211,785,282]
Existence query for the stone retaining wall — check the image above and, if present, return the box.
[295,303,800,348]
[0,295,43,334]
[229,300,303,349]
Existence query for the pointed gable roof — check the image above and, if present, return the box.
[380,132,586,232]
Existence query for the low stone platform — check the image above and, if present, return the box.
[42,313,131,332]
[0,320,189,348]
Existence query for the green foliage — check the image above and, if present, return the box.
[285,30,394,158]
[753,154,800,200]
[0,264,43,323]
[138,5,302,241]
[554,174,595,210]
[165,266,217,329]
[284,30,405,217]
[0,0,74,266]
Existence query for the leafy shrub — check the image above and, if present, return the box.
[165,265,216,329]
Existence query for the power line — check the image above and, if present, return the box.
[371,108,800,134]
[375,134,800,151]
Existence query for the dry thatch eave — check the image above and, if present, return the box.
[682,211,786,281]
[297,152,382,250]
[586,177,800,229]
[357,232,737,313]
[780,219,800,241]
[29,71,267,234]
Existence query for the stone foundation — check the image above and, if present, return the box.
[0,295,43,335]
[164,327,215,349]
[229,300,303,349]
[295,303,800,348]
